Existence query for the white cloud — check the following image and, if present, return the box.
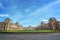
[57,19,60,21]
[0,3,4,8]
[41,19,48,22]
[25,5,36,12]
[25,9,31,12]
[0,14,10,17]
[41,19,48,23]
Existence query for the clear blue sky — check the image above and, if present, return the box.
[0,0,60,27]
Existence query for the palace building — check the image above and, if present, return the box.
[36,17,60,30]
[0,18,24,30]
[0,17,60,31]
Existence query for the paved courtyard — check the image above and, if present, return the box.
[0,33,60,40]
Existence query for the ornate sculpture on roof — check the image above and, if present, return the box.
[49,17,57,22]
[4,18,12,23]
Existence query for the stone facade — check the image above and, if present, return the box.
[48,17,57,30]
[36,17,60,30]
[56,21,60,30]
[0,18,24,30]
[41,22,49,30]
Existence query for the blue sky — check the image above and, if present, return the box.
[0,0,60,27]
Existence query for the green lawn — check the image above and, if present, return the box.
[1,30,60,33]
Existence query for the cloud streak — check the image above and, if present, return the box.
[28,0,60,17]
[22,0,60,23]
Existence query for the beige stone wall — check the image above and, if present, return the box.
[6,23,24,30]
